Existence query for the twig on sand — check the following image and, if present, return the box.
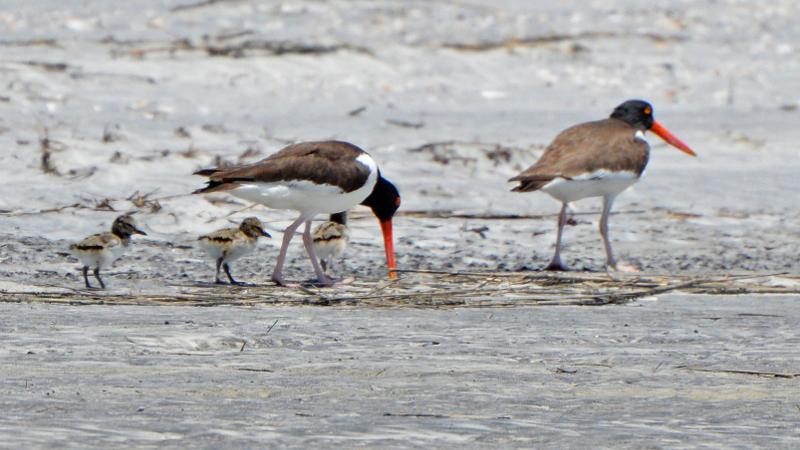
[676,365,800,379]
[221,203,258,218]
[0,39,59,47]
[235,367,273,373]
[442,31,687,52]
[0,203,85,216]
[170,0,242,12]
[265,319,279,336]
[112,36,371,59]
[383,412,511,420]
[386,119,424,129]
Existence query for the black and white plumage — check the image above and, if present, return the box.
[510,100,696,271]
[193,140,400,286]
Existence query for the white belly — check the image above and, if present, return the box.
[198,239,256,263]
[313,238,348,263]
[71,244,125,269]
[541,171,639,203]
[227,153,378,216]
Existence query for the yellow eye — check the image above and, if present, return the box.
[644,106,652,115]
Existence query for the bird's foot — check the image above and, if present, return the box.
[310,276,335,288]
[302,276,354,288]
[607,261,639,273]
[544,261,570,271]
[271,275,299,288]
[332,276,356,286]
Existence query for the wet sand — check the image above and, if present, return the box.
[2,295,799,448]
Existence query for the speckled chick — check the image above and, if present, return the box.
[312,212,350,274]
[70,214,147,289]
[198,217,271,284]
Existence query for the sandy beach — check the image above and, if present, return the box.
[1,0,799,447]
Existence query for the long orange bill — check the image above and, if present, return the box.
[650,121,697,156]
[379,219,397,279]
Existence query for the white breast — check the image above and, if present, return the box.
[222,240,257,263]
[313,238,348,263]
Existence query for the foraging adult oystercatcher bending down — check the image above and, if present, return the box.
[194,141,400,286]
[509,100,696,271]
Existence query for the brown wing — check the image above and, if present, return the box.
[194,141,372,194]
[509,119,649,192]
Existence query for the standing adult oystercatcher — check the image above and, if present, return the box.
[509,100,696,271]
[193,141,399,286]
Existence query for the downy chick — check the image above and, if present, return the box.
[198,217,271,284]
[311,212,350,273]
[70,214,147,289]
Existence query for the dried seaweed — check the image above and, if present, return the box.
[3,272,796,309]
[443,31,687,52]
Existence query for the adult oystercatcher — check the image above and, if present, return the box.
[509,99,696,271]
[193,141,399,286]
[70,214,147,288]
[197,217,271,285]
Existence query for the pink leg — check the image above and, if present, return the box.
[600,195,618,270]
[272,215,307,286]
[302,220,333,286]
[545,203,569,271]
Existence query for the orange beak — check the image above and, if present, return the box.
[379,219,397,279]
[650,121,697,156]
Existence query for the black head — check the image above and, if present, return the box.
[240,217,271,238]
[361,174,400,222]
[609,99,654,131]
[111,214,147,238]
[329,212,348,225]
